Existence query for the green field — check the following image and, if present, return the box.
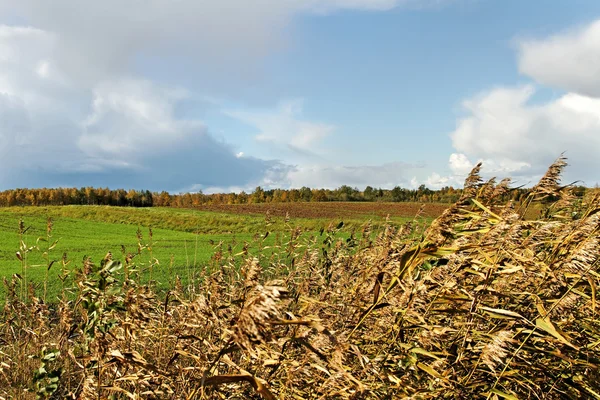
[0,205,426,301]
[4,171,598,399]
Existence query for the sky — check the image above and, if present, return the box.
[0,0,599,193]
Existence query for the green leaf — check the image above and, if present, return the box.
[422,247,460,257]
[34,366,47,379]
[107,261,123,273]
[42,351,59,362]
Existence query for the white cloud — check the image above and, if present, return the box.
[0,25,85,179]
[225,99,335,159]
[0,24,284,190]
[448,153,473,176]
[35,60,50,78]
[0,0,447,87]
[305,0,409,13]
[449,84,600,185]
[80,79,199,161]
[0,0,467,191]
[306,0,463,12]
[0,25,65,101]
[416,157,472,190]
[423,18,600,188]
[285,162,418,189]
[518,20,600,96]
[423,173,449,188]
[186,160,431,192]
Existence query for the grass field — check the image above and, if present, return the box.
[3,161,600,398]
[0,203,438,300]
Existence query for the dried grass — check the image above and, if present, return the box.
[1,157,599,399]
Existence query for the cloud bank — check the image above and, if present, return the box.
[444,18,600,187]
[0,2,599,192]
[0,0,454,192]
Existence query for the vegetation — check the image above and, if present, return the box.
[185,201,449,220]
[1,156,600,398]
[0,205,426,302]
[0,211,239,302]
[2,181,592,208]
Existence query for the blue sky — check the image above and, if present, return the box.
[0,0,599,192]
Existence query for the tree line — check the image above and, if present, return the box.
[0,184,590,208]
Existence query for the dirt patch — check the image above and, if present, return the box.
[195,202,448,219]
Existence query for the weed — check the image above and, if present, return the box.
[0,157,598,398]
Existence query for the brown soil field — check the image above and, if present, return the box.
[195,202,449,219]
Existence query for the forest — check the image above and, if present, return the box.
[0,183,589,208]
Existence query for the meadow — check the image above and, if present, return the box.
[1,158,599,399]
[0,203,433,301]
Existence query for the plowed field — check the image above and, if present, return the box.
[195,202,449,219]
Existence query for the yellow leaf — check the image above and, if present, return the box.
[489,388,519,400]
[417,362,442,379]
[411,347,441,360]
[589,276,596,314]
[471,198,502,220]
[535,318,579,349]
[479,306,525,320]
[497,264,523,274]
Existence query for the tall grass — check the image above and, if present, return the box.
[1,157,599,399]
